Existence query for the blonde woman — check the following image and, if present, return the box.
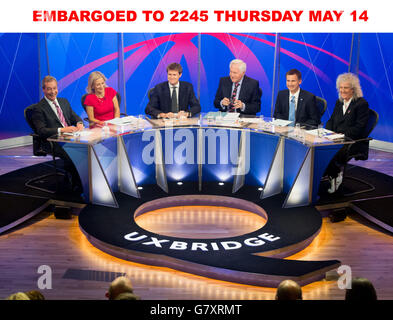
[84,71,120,125]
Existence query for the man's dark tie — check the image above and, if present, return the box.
[171,86,178,113]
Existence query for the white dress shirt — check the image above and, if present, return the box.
[343,98,352,115]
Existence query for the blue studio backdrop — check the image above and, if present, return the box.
[0,33,392,142]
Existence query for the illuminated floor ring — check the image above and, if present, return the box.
[79,183,340,287]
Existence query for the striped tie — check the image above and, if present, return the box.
[230,82,240,112]
[54,102,68,127]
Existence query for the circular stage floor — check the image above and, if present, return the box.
[79,182,340,287]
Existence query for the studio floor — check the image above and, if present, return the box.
[0,146,393,300]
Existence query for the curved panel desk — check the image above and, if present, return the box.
[48,115,349,208]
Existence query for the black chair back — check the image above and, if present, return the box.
[349,108,379,161]
[81,94,88,110]
[24,104,47,156]
[116,92,121,106]
[364,108,379,138]
[316,96,327,117]
[147,87,155,100]
[24,104,38,133]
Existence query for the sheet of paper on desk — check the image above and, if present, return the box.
[204,112,223,118]
[239,118,260,123]
[223,113,240,120]
[74,130,92,137]
[215,121,242,127]
[325,133,345,140]
[272,119,293,127]
[106,116,137,125]
[306,128,334,136]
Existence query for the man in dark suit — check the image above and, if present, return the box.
[214,59,261,115]
[32,75,84,190]
[273,69,320,126]
[325,73,370,193]
[145,63,201,119]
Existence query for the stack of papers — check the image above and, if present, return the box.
[239,118,260,123]
[223,113,240,120]
[74,130,92,137]
[306,128,334,136]
[204,112,223,118]
[106,116,137,126]
[325,133,345,140]
[272,119,293,127]
[62,130,92,137]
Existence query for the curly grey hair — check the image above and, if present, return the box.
[336,72,363,101]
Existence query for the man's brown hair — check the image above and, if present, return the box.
[167,62,183,74]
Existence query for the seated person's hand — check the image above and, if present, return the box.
[77,122,85,131]
[232,99,243,110]
[61,126,79,133]
[158,112,175,119]
[221,97,230,106]
[178,110,189,118]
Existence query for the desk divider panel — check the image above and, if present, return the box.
[154,129,168,193]
[232,129,250,193]
[283,148,312,208]
[261,136,284,199]
[118,136,140,198]
[62,142,90,201]
[92,138,118,192]
[90,145,118,208]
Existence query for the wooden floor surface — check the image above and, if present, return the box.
[1,146,393,300]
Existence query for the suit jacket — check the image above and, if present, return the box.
[326,97,369,140]
[273,89,320,126]
[145,81,201,118]
[31,97,82,152]
[326,97,370,156]
[213,76,261,115]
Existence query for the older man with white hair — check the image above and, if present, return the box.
[214,59,261,115]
